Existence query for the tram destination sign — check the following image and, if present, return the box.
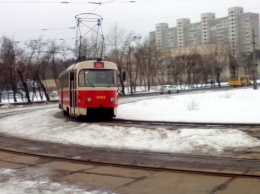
[94,62,104,68]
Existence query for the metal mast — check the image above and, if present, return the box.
[75,13,104,61]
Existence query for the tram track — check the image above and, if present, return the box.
[1,103,260,193]
[0,104,57,118]
[1,102,260,174]
[1,148,260,180]
[84,118,260,143]
[0,132,260,178]
[1,104,260,162]
[111,118,260,128]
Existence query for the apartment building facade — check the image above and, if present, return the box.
[150,7,260,80]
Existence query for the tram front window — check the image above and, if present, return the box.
[79,69,116,87]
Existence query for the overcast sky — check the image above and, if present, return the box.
[0,0,259,46]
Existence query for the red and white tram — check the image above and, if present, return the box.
[58,59,120,117]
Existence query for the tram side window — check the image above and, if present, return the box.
[63,75,65,88]
[58,74,66,88]
[60,74,69,88]
[61,76,64,88]
[62,77,64,88]
[58,78,61,88]
[79,70,85,87]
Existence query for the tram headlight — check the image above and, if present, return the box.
[87,98,92,102]
[110,97,115,102]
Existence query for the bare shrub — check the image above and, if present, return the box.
[223,92,232,99]
[186,98,200,111]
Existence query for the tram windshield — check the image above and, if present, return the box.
[78,69,117,87]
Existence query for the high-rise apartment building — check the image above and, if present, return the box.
[150,7,259,57]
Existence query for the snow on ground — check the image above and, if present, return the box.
[1,87,260,193]
[118,87,260,124]
[0,168,114,194]
[0,87,260,155]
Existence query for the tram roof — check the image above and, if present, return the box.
[58,60,118,78]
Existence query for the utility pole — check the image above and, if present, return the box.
[252,29,258,90]
[128,44,133,95]
[127,35,142,95]
[211,51,217,88]
[168,48,171,84]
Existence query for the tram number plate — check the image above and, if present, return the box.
[96,96,106,99]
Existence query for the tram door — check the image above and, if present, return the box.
[69,70,77,115]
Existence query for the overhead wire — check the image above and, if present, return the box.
[0,1,259,42]
[1,5,260,33]
[0,0,116,4]
[0,0,193,4]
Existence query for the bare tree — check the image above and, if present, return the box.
[200,55,212,86]
[135,38,161,91]
[157,49,172,85]
[11,42,35,103]
[25,38,50,101]
[201,43,229,87]
[214,44,230,87]
[59,41,75,68]
[0,58,7,103]
[229,52,238,76]
[106,24,128,95]
[172,55,186,87]
[16,56,32,103]
[125,34,142,94]
[0,36,19,102]
[190,53,203,87]
[46,40,61,91]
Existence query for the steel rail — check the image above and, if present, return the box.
[0,134,259,179]
[111,118,260,127]
[0,101,259,180]
[0,145,259,179]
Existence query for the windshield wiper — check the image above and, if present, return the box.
[107,78,115,88]
[87,78,95,88]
